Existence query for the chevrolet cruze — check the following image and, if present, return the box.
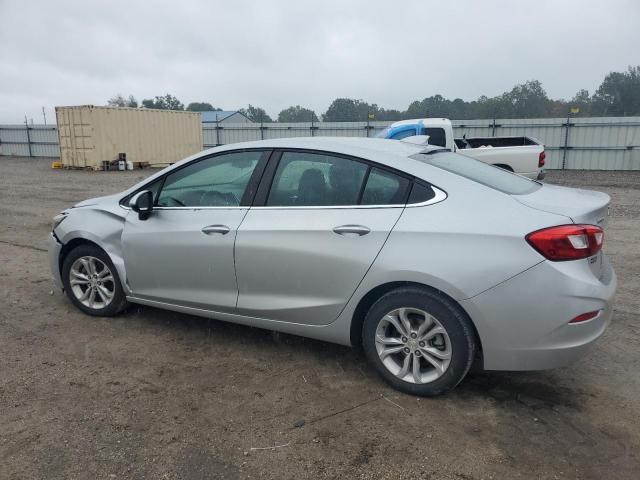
[48,138,616,396]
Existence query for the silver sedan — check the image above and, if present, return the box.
[48,138,616,396]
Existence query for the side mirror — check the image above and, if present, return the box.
[129,190,154,220]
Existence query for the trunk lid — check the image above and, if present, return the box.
[514,183,610,280]
[514,183,610,227]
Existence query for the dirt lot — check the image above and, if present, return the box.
[1,156,639,479]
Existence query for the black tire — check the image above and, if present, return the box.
[362,286,476,396]
[61,244,129,316]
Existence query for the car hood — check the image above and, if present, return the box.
[73,193,122,208]
[513,183,610,226]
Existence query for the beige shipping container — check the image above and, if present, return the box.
[56,105,203,169]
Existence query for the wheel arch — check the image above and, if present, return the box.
[59,237,107,274]
[57,234,129,294]
[349,281,483,360]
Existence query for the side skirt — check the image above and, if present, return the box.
[126,296,352,346]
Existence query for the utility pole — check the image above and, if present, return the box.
[491,108,498,137]
[366,111,370,137]
[260,112,264,140]
[562,107,578,170]
[24,115,33,157]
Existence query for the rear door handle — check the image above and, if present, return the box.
[201,224,230,235]
[332,225,371,236]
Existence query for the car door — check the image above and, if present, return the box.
[121,150,269,311]
[235,150,411,325]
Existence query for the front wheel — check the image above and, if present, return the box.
[362,287,476,396]
[61,244,129,316]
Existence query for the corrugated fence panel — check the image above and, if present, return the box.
[263,123,314,140]
[220,125,262,145]
[452,117,640,170]
[202,121,386,147]
[0,125,60,157]
[0,126,29,142]
[452,119,494,139]
[3,117,640,169]
[1,143,30,156]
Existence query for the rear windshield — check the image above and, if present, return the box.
[415,152,540,195]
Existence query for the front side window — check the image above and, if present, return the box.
[121,178,163,207]
[267,152,368,206]
[146,178,163,201]
[156,151,263,207]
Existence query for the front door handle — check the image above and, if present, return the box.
[332,225,371,236]
[201,224,230,235]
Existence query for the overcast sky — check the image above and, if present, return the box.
[1,0,639,123]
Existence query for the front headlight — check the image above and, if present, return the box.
[52,212,68,231]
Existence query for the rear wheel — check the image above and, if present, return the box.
[61,244,128,316]
[362,287,476,396]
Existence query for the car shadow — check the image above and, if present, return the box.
[118,303,590,408]
[119,303,357,358]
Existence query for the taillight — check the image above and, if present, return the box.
[569,310,600,324]
[526,224,604,261]
[538,151,546,168]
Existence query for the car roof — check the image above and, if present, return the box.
[206,137,426,163]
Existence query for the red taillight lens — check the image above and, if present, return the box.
[526,224,604,261]
[538,151,546,168]
[569,310,600,324]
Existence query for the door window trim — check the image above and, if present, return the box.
[251,148,446,210]
[119,147,448,211]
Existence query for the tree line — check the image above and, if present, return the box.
[107,65,640,122]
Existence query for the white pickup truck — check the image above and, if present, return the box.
[377,118,546,180]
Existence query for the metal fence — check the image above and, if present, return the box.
[0,124,59,157]
[3,116,640,170]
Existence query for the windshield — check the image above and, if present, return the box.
[415,152,540,195]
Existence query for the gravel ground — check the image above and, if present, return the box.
[1,157,639,479]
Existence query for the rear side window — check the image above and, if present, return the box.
[361,168,410,205]
[408,182,436,204]
[267,152,368,206]
[417,152,539,195]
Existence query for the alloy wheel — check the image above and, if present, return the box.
[375,307,452,384]
[69,256,115,309]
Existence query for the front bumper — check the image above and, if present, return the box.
[461,254,616,371]
[48,232,64,290]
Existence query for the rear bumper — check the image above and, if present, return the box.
[461,255,616,371]
[48,232,64,290]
